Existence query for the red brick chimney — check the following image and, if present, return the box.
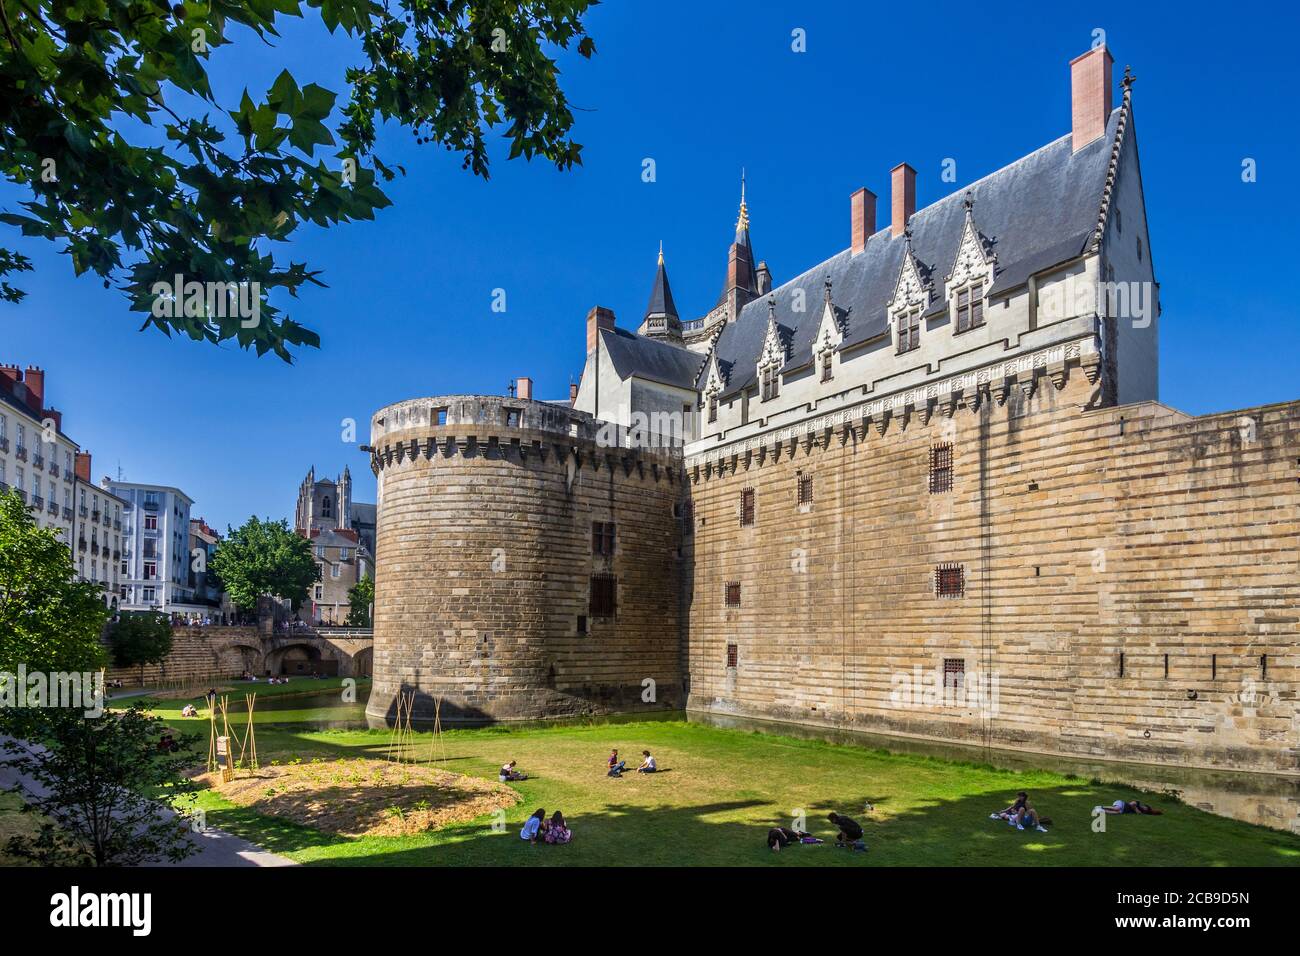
[850,187,877,255]
[0,365,19,386]
[23,366,44,413]
[1071,45,1113,152]
[586,306,615,353]
[891,164,916,238]
[516,377,533,401]
[75,451,92,483]
[43,408,62,432]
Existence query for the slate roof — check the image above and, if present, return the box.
[704,110,1121,399]
[600,327,704,390]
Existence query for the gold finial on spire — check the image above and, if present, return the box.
[736,168,750,233]
[658,240,664,265]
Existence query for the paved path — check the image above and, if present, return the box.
[0,735,295,867]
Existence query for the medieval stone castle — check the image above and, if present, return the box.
[364,47,1299,774]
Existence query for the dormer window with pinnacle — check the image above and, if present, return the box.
[813,276,843,383]
[756,298,785,403]
[888,232,930,356]
[947,193,995,335]
[702,353,725,425]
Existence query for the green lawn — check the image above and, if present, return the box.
[141,698,1300,867]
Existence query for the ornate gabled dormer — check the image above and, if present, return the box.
[946,193,996,334]
[756,297,786,402]
[889,229,932,355]
[813,276,844,383]
[702,351,726,423]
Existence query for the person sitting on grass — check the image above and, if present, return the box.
[1095,799,1163,815]
[636,750,657,773]
[500,760,527,782]
[520,808,548,844]
[544,810,572,845]
[828,811,865,849]
[607,749,626,777]
[180,704,198,718]
[999,792,1050,832]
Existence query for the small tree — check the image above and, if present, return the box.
[1,705,199,866]
[108,611,174,685]
[211,516,319,612]
[346,574,375,627]
[0,488,107,679]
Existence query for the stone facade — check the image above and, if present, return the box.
[365,395,684,726]
[684,364,1300,773]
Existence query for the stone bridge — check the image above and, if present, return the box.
[103,626,374,685]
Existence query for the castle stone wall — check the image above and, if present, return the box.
[366,396,685,726]
[684,360,1300,773]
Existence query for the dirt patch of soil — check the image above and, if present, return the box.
[194,757,519,837]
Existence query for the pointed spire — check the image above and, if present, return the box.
[638,244,682,343]
[735,169,750,244]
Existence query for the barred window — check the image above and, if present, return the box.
[725,582,741,607]
[820,350,833,382]
[935,563,964,598]
[895,308,920,353]
[740,488,755,527]
[589,574,617,617]
[726,643,738,668]
[591,521,615,556]
[677,500,694,537]
[955,282,985,333]
[943,658,965,693]
[797,474,813,506]
[929,443,953,493]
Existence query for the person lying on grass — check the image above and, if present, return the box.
[544,811,572,845]
[520,808,548,844]
[500,760,527,782]
[607,749,626,777]
[827,812,864,848]
[1095,799,1163,815]
[636,750,657,773]
[767,827,822,851]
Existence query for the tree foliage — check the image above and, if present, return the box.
[0,0,597,358]
[108,610,173,682]
[0,488,107,678]
[210,515,318,610]
[1,704,200,866]
[345,571,372,626]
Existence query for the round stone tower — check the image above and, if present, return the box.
[365,394,686,727]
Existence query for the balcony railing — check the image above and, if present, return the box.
[112,549,120,560]
[32,495,43,509]
[32,453,43,468]
[16,490,26,503]
[113,519,121,530]
[0,437,8,451]
[91,544,100,556]
[63,469,74,481]
[15,446,26,461]
[47,459,58,474]
[78,506,87,518]
[77,538,86,549]
[47,501,57,515]
[141,499,160,511]
[62,507,72,520]
[92,510,101,521]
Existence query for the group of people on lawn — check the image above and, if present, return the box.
[508,747,661,845]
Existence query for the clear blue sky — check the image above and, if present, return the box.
[3,1,1297,530]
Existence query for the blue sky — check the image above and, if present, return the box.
[3,1,1298,530]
